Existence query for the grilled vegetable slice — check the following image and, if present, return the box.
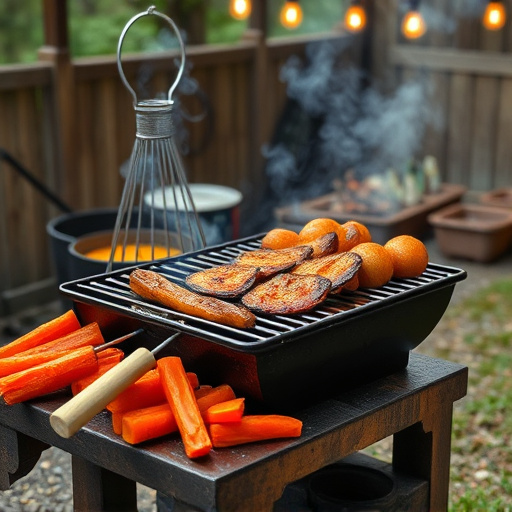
[291,251,362,291]
[242,273,331,315]
[130,269,256,329]
[235,245,313,278]
[185,264,259,298]
[305,232,339,258]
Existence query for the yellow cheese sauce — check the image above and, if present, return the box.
[85,244,181,262]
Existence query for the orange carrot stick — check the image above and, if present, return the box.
[113,385,220,444]
[121,403,179,444]
[157,356,212,458]
[106,370,199,414]
[204,398,245,424]
[71,348,125,395]
[0,323,105,378]
[0,310,81,359]
[194,385,213,399]
[209,415,303,448]
[196,384,236,414]
[0,346,99,405]
[111,411,124,435]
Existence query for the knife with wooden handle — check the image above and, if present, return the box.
[50,330,179,438]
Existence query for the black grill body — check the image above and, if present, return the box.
[60,234,466,410]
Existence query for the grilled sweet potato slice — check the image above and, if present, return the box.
[241,273,331,315]
[185,264,259,299]
[130,269,256,329]
[305,232,339,258]
[235,245,313,278]
[291,251,362,291]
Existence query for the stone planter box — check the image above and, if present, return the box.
[274,183,466,244]
[479,188,512,209]
[428,203,512,263]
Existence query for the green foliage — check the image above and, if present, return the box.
[68,1,171,57]
[435,278,512,511]
[0,0,350,64]
[0,0,43,64]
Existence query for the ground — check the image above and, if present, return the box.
[0,234,511,511]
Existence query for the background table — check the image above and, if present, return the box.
[0,352,467,511]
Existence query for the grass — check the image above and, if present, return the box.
[418,278,512,511]
[364,278,512,510]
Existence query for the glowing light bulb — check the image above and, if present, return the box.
[483,1,506,30]
[280,1,303,30]
[229,0,252,20]
[402,10,427,39]
[344,4,367,33]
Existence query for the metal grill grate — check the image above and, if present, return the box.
[60,234,467,352]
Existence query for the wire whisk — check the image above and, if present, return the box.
[108,6,206,272]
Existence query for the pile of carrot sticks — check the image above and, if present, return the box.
[0,310,302,459]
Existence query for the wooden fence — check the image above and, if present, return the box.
[0,30,357,315]
[3,0,512,315]
[372,0,512,192]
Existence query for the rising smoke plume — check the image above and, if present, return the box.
[255,38,443,232]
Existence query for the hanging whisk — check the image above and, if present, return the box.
[108,6,206,272]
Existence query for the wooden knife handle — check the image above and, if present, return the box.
[50,347,156,438]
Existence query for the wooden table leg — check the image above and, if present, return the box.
[392,403,455,512]
[0,424,49,490]
[72,455,138,512]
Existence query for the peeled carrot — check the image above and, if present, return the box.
[196,384,236,414]
[0,310,81,359]
[0,346,99,405]
[121,403,179,444]
[0,323,105,378]
[209,415,303,448]
[111,411,124,435]
[71,348,125,395]
[194,385,213,399]
[106,370,199,414]
[204,398,245,424]
[115,385,231,444]
[157,356,212,458]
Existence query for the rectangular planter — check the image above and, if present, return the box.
[479,188,512,209]
[274,183,466,244]
[428,203,512,263]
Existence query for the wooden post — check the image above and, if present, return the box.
[249,0,268,36]
[241,27,269,231]
[38,0,78,209]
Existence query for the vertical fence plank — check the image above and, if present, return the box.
[17,89,49,282]
[470,76,500,190]
[495,78,512,187]
[76,81,95,209]
[446,73,473,185]
[423,71,449,177]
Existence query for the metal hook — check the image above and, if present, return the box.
[117,5,186,106]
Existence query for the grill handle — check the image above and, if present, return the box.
[50,332,179,438]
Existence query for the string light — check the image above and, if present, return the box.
[229,0,252,20]
[401,0,427,39]
[482,0,506,30]
[344,1,367,33]
[280,0,303,29]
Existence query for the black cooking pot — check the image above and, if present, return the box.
[46,208,120,285]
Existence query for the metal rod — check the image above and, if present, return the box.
[94,328,145,353]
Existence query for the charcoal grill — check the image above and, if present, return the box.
[60,234,467,410]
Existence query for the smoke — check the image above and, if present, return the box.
[260,39,443,229]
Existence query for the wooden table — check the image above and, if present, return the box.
[0,352,467,512]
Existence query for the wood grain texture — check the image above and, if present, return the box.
[0,353,467,511]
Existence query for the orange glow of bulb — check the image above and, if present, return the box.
[229,0,252,20]
[401,10,427,39]
[483,2,506,30]
[280,1,303,29]
[344,5,367,33]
